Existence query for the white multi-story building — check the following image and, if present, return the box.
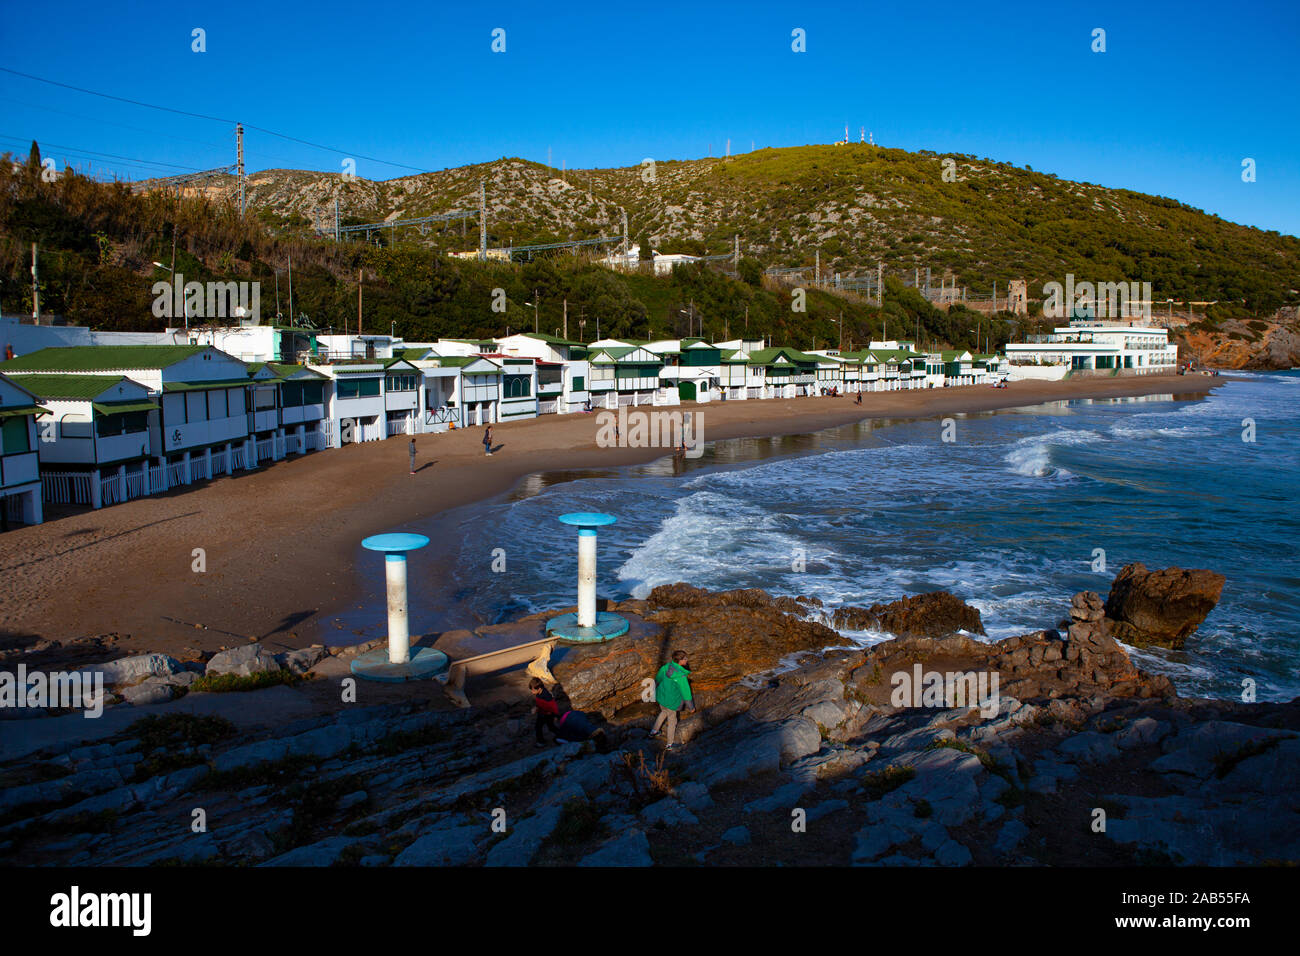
[1005,321,1178,377]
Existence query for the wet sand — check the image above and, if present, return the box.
[0,374,1222,658]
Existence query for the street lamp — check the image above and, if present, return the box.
[523,290,539,333]
[154,261,194,331]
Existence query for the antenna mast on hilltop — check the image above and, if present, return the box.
[236,124,245,217]
[478,180,487,261]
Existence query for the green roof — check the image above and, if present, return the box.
[523,332,585,347]
[92,399,159,415]
[4,373,134,400]
[0,345,207,372]
[0,405,41,419]
[247,363,326,381]
[161,378,254,392]
[746,347,817,366]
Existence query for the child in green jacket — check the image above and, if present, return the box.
[650,651,695,749]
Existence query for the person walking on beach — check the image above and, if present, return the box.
[483,424,493,456]
[408,437,417,475]
[649,651,695,750]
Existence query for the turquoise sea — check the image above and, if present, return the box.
[361,372,1300,703]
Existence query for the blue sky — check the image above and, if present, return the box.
[1,0,1297,235]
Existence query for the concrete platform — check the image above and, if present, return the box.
[545,611,630,643]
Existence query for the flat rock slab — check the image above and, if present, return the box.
[0,684,318,763]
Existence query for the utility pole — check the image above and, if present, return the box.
[838,310,843,352]
[236,123,246,218]
[815,250,820,286]
[533,289,539,334]
[30,242,39,322]
[334,198,340,242]
[621,209,629,259]
[733,234,740,268]
[287,253,294,326]
[358,268,363,334]
[877,261,883,307]
[563,298,568,340]
[478,180,487,261]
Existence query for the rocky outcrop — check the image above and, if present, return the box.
[553,585,850,716]
[4,574,1293,870]
[830,591,986,637]
[1103,563,1226,649]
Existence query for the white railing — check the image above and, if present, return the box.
[149,464,165,493]
[231,445,246,470]
[274,435,286,458]
[190,457,208,483]
[41,471,93,505]
[211,452,227,477]
[256,438,274,461]
[537,400,558,415]
[318,421,333,449]
[386,418,409,437]
[167,460,187,487]
[124,469,150,500]
[100,473,121,507]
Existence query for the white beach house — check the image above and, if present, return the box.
[0,373,44,525]
[494,333,591,414]
[1,345,257,506]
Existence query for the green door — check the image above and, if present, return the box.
[678,381,696,402]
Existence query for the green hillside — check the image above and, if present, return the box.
[1,140,1297,355]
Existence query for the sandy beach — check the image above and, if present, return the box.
[0,374,1223,659]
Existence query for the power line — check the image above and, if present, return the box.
[0,134,204,172]
[0,95,235,152]
[0,66,431,173]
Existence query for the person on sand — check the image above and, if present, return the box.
[649,651,695,750]
[529,678,609,752]
[408,437,417,475]
[483,424,493,456]
[855,392,862,405]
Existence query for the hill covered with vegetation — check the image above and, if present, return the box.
[2,140,1297,358]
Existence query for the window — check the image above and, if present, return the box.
[338,377,380,399]
[254,387,277,410]
[95,410,149,437]
[2,416,30,454]
[207,389,228,420]
[572,376,585,392]
[303,382,324,405]
[504,376,531,399]
[386,373,416,392]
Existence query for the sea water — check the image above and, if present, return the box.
[389,372,1299,702]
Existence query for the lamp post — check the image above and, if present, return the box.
[524,290,539,333]
[154,261,196,332]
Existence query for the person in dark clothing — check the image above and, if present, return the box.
[529,678,608,752]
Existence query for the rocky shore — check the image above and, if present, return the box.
[1,564,1296,867]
